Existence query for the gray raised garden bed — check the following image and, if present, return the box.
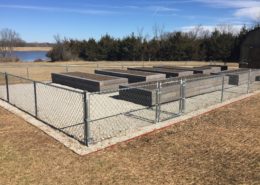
[207,65,228,71]
[51,72,128,92]
[153,65,215,74]
[119,75,226,106]
[199,65,223,73]
[212,69,260,85]
[95,69,166,83]
[127,67,193,78]
[251,69,260,82]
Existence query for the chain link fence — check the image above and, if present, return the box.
[0,72,86,144]
[0,73,7,100]
[0,69,260,146]
[89,83,162,144]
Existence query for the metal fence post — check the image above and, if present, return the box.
[182,79,186,113]
[179,79,183,114]
[33,81,38,117]
[5,73,9,102]
[247,69,251,94]
[158,82,162,122]
[26,67,29,79]
[83,91,91,146]
[221,75,225,102]
[155,82,160,123]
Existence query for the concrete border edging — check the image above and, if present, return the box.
[1,90,259,156]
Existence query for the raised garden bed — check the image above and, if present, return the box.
[95,69,166,83]
[251,69,260,82]
[212,69,260,85]
[119,75,226,106]
[153,65,215,74]
[127,67,193,78]
[199,65,223,73]
[206,65,228,71]
[51,72,128,92]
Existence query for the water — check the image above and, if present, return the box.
[12,51,50,62]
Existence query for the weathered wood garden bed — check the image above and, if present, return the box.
[51,72,128,92]
[127,67,193,78]
[153,65,218,74]
[95,69,166,83]
[119,75,226,106]
[212,69,260,85]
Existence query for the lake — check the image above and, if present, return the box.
[12,51,50,62]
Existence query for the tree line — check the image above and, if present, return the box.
[47,25,259,62]
[1,25,258,62]
[0,28,24,58]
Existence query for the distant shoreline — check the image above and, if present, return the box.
[14,47,52,52]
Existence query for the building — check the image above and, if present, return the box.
[240,27,260,69]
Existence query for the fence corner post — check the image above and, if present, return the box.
[83,91,91,146]
[5,72,9,102]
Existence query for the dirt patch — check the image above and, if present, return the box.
[0,94,259,185]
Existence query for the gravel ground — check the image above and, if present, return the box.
[0,80,259,144]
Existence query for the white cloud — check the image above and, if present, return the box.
[0,4,115,15]
[181,25,214,33]
[181,24,244,34]
[235,7,260,21]
[195,0,260,8]
[195,0,260,21]
[148,6,179,12]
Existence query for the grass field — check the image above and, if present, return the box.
[0,93,259,185]
[0,61,239,81]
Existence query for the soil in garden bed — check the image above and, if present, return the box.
[60,72,119,81]
[99,69,161,76]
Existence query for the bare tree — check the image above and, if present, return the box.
[217,24,235,34]
[152,23,165,40]
[0,28,23,58]
[187,25,211,39]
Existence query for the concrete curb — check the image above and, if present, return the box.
[1,90,259,156]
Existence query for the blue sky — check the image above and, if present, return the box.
[0,0,260,42]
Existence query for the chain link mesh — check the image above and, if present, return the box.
[222,70,252,101]
[0,73,7,100]
[183,75,225,113]
[159,80,182,121]
[36,83,85,142]
[89,84,157,143]
[8,74,35,115]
